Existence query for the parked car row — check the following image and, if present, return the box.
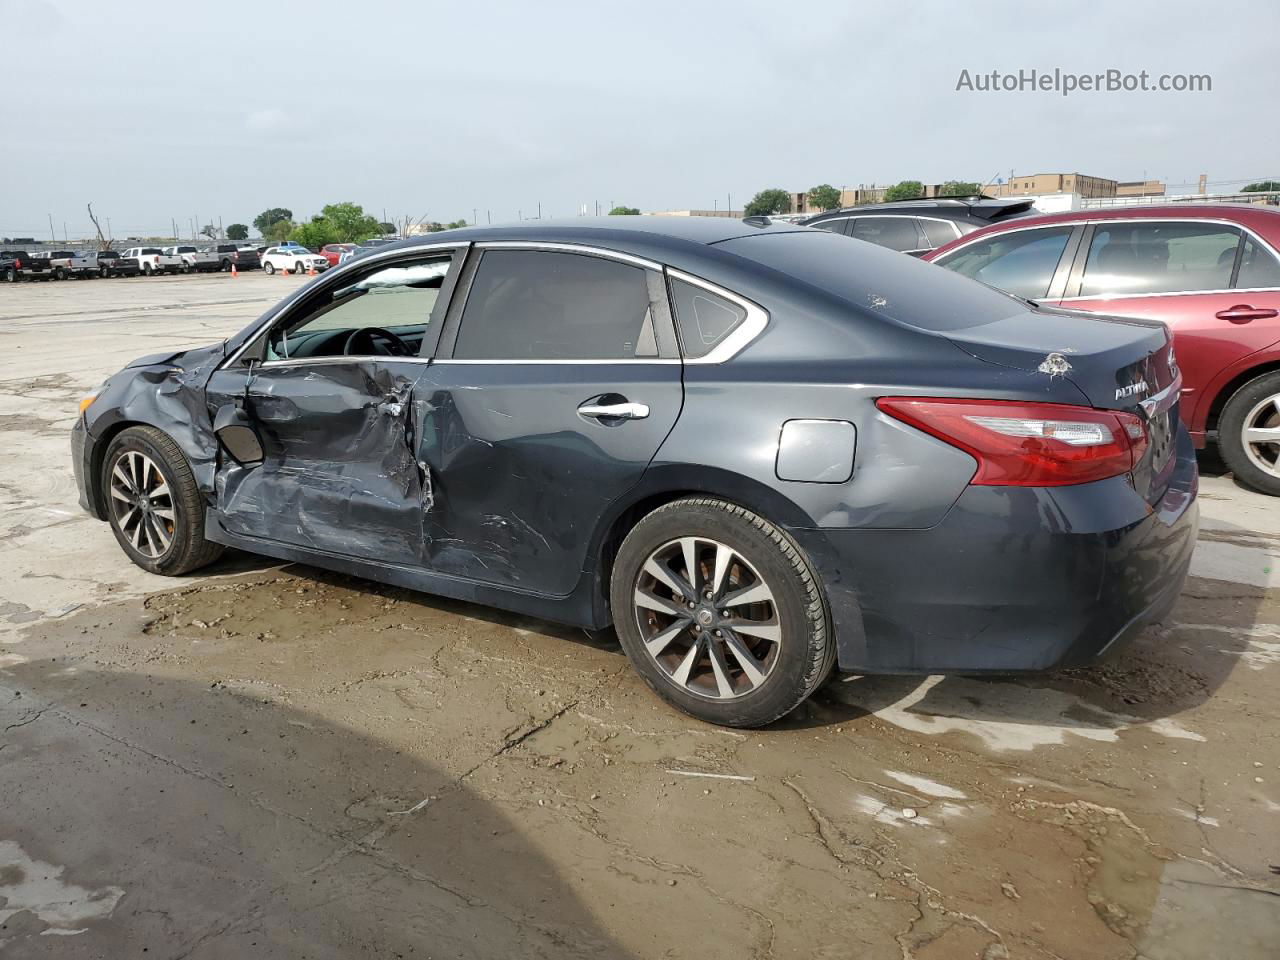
[2,243,271,281]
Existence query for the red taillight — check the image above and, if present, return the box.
[153,256,160,264]
[876,397,1147,487]
[14,259,20,269]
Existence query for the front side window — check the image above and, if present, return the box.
[266,256,452,360]
[936,226,1073,300]
[453,250,656,361]
[1079,221,1240,297]
[669,279,748,359]
[1235,237,1280,288]
[849,216,925,252]
[811,218,850,236]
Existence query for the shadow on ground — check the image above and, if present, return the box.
[0,659,632,958]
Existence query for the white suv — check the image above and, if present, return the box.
[262,247,329,276]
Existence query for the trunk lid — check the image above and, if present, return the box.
[946,306,1182,504]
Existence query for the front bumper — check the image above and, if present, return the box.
[71,415,103,519]
[794,425,1200,673]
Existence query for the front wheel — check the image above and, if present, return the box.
[1218,370,1280,496]
[610,497,833,728]
[102,426,223,575]
[264,261,275,275]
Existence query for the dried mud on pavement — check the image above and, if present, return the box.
[2,275,1279,958]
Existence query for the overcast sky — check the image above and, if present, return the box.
[1,0,1276,240]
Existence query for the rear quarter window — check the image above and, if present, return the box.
[716,229,1026,332]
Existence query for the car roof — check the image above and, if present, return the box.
[923,203,1280,258]
[368,216,810,262]
[804,197,1035,224]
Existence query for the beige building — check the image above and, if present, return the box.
[985,172,1166,200]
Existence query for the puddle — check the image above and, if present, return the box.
[0,840,124,939]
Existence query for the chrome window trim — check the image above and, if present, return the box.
[257,356,435,368]
[934,217,1280,300]
[433,358,682,366]
[666,268,769,365]
[474,240,661,271]
[219,241,467,369]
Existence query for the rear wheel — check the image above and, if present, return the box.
[5,269,15,283]
[1219,370,1280,496]
[142,263,153,276]
[99,266,109,278]
[610,497,833,728]
[102,426,223,575]
[54,267,66,280]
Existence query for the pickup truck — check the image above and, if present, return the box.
[211,243,261,271]
[96,250,141,278]
[163,245,221,273]
[1,250,53,282]
[46,250,98,280]
[120,247,184,276]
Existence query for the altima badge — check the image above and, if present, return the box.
[1115,380,1150,400]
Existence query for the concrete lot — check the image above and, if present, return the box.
[1,273,1278,959]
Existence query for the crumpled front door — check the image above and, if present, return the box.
[206,360,429,568]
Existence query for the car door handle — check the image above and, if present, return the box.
[1215,304,1278,324]
[577,400,649,421]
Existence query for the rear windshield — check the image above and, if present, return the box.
[716,229,1026,332]
[141,248,162,255]
[100,251,119,258]
[177,246,196,253]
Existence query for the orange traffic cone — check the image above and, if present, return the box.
[307,263,316,276]
[230,263,238,278]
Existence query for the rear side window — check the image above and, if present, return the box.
[454,250,656,360]
[669,279,748,359]
[1235,237,1280,288]
[811,218,849,236]
[919,219,960,249]
[1079,221,1239,296]
[849,216,925,252]
[936,226,1073,300]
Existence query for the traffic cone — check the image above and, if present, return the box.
[307,263,316,276]
[230,263,238,278]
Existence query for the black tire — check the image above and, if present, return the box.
[1218,370,1280,496]
[99,266,108,278]
[142,263,152,276]
[221,259,232,272]
[5,269,15,283]
[53,267,65,280]
[101,426,223,576]
[609,497,833,727]
[264,261,275,275]
[182,262,191,274]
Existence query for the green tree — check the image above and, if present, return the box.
[883,180,925,202]
[806,184,842,211]
[424,222,446,233]
[743,188,792,217]
[377,221,396,234]
[253,207,293,234]
[938,180,981,197]
[608,206,641,215]
[317,202,381,242]
[226,223,249,241]
[1242,181,1280,192]
[264,219,295,243]
[289,219,339,250]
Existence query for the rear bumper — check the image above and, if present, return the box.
[793,425,1199,673]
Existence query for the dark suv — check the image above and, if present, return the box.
[802,197,1035,256]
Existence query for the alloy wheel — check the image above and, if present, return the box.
[1242,393,1280,479]
[633,536,781,700]
[108,450,176,559]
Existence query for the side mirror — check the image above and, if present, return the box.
[213,403,264,466]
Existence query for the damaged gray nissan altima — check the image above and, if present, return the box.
[71,217,1198,727]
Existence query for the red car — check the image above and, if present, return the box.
[923,204,1280,494]
[319,243,355,267]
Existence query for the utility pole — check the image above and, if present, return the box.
[218,216,224,239]
[473,208,477,225]
[487,209,491,224]
[48,213,55,242]
[537,202,542,219]
[63,222,68,243]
